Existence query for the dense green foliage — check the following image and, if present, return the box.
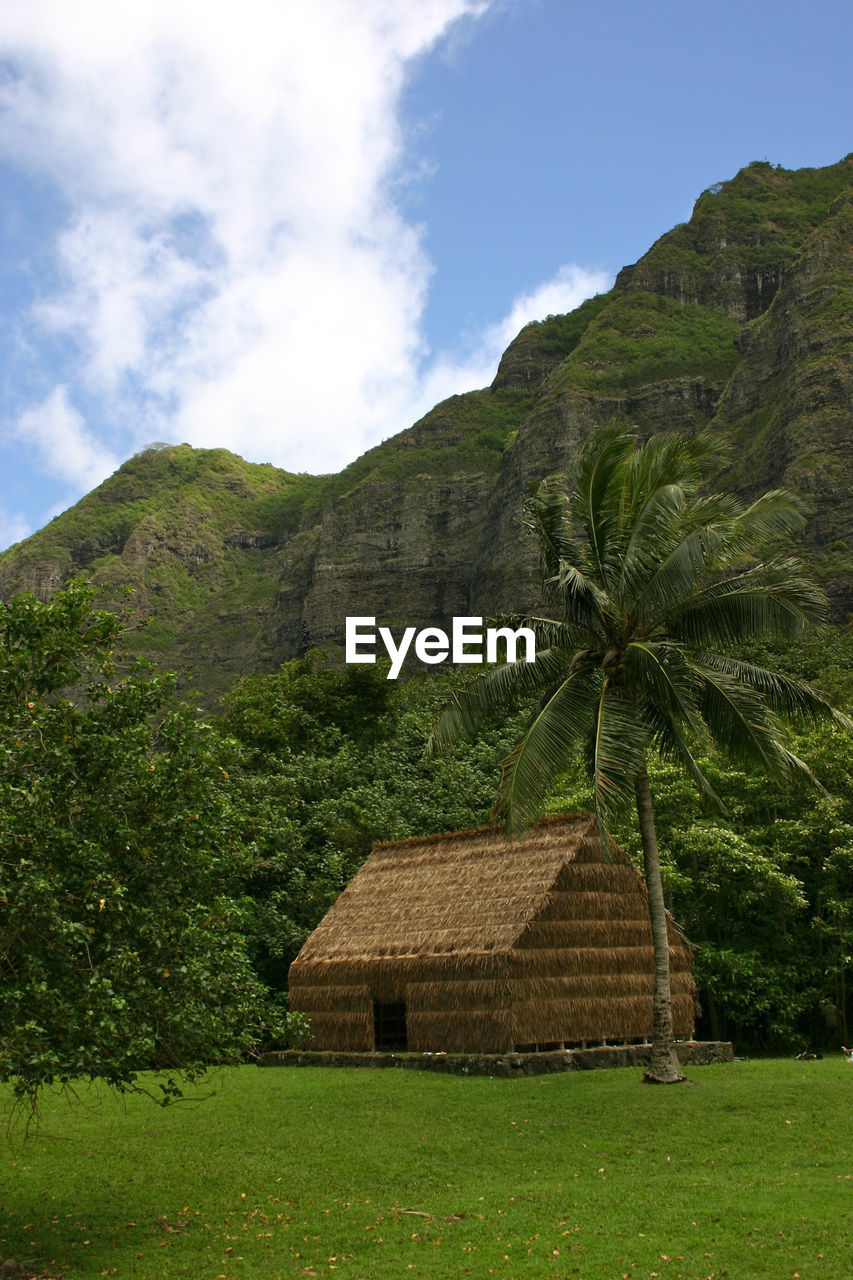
[6,383,530,580]
[2,573,850,1096]
[216,655,524,988]
[0,583,272,1103]
[627,157,853,296]
[0,384,534,697]
[498,293,611,366]
[218,628,853,1055]
[298,386,533,517]
[0,595,527,1092]
[5,445,301,569]
[555,293,740,393]
[693,157,853,245]
[3,1060,852,1278]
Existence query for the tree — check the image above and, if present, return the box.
[216,658,525,985]
[0,582,270,1106]
[428,429,850,1082]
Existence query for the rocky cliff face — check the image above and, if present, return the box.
[713,188,853,613]
[471,158,853,621]
[2,157,852,697]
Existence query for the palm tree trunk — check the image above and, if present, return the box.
[634,759,686,1084]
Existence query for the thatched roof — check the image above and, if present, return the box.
[293,814,677,963]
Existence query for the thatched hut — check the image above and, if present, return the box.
[288,814,695,1054]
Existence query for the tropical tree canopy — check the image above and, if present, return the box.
[0,582,270,1106]
[429,428,851,1081]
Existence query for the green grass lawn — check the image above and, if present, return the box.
[1,1058,850,1280]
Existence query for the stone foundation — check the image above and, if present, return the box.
[259,1041,733,1077]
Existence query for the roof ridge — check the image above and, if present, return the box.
[371,812,595,853]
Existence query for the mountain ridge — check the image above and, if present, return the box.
[3,155,852,697]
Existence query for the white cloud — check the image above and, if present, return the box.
[414,263,612,417]
[0,0,495,475]
[13,386,120,491]
[0,508,32,552]
[490,264,611,353]
[0,0,607,488]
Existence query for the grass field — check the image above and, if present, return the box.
[1,1058,850,1280]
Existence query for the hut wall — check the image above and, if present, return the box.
[511,994,649,1044]
[508,990,695,1047]
[405,977,514,1052]
[290,963,694,1053]
[408,1009,514,1054]
[290,965,521,1053]
[508,947,693,982]
[520,920,654,948]
[407,978,511,1012]
[288,980,373,1052]
[510,866,695,1043]
[296,1010,373,1052]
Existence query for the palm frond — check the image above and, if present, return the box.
[588,678,647,826]
[617,482,689,608]
[425,646,566,758]
[624,640,704,732]
[626,430,727,503]
[695,662,794,774]
[572,428,634,591]
[642,696,723,810]
[634,495,740,622]
[522,482,588,586]
[493,667,602,832]
[616,436,732,612]
[773,744,826,792]
[549,562,613,633]
[728,489,810,549]
[696,651,853,732]
[620,639,723,806]
[671,560,828,645]
[494,613,601,653]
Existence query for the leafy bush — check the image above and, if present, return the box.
[0,583,270,1105]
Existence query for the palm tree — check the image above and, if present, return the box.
[428,428,851,1082]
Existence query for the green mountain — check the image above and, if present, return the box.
[2,156,852,697]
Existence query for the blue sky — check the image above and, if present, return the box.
[1,0,851,551]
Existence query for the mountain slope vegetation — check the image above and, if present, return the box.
[2,155,852,695]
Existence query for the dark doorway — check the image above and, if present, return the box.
[373,1001,408,1051]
